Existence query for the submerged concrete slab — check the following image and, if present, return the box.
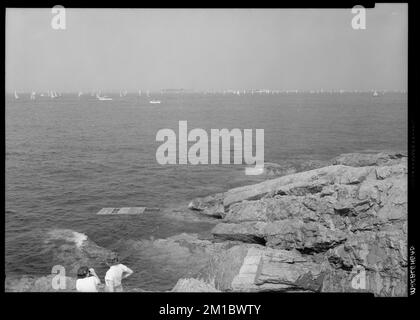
[97,207,159,215]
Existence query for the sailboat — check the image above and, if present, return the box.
[14,91,19,99]
[30,91,36,100]
[78,91,83,98]
[373,90,379,97]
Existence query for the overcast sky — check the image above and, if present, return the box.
[6,5,407,92]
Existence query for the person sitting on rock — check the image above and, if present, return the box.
[104,256,133,292]
[76,266,101,292]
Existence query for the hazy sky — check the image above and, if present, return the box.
[6,5,407,92]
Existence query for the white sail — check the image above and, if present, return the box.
[14,91,19,99]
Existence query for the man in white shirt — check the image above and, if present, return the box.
[76,266,101,292]
[105,256,133,292]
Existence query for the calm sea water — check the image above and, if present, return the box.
[5,92,407,290]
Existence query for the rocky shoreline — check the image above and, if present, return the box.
[5,151,408,296]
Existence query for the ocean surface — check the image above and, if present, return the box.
[5,92,407,291]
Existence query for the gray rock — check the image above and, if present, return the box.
[205,153,407,296]
[331,151,407,167]
[324,230,407,296]
[206,245,326,292]
[264,220,347,253]
[172,278,220,292]
[223,165,374,208]
[188,193,225,218]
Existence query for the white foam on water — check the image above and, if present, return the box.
[46,229,88,248]
[72,231,88,248]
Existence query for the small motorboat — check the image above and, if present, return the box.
[96,93,113,101]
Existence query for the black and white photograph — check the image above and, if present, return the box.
[4,4,414,307]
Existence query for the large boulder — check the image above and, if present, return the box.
[186,159,330,216]
[203,153,407,296]
[222,165,374,208]
[202,245,326,292]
